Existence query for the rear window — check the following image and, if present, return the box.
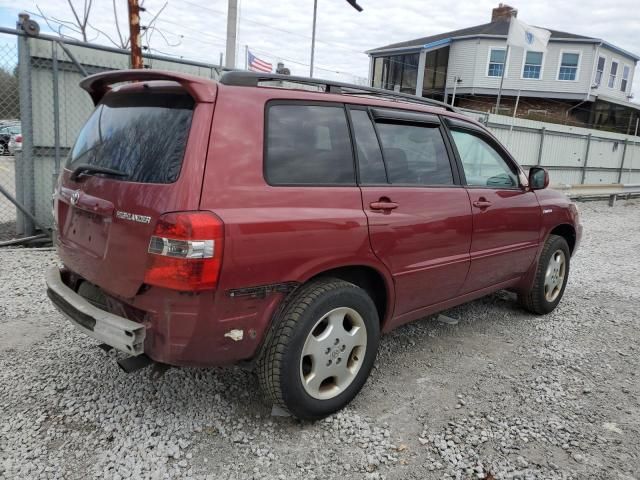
[265,104,355,185]
[67,91,194,183]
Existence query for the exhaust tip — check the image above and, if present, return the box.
[117,354,153,373]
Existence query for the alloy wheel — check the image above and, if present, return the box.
[299,307,367,400]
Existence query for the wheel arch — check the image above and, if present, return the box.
[306,264,393,328]
[549,223,576,254]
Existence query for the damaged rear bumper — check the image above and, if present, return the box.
[45,267,146,355]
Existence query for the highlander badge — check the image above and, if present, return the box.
[116,211,152,224]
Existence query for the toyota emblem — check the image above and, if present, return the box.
[70,190,80,206]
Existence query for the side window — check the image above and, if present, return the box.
[450,129,519,188]
[375,122,453,185]
[349,109,387,184]
[265,104,355,185]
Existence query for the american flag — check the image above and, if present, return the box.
[247,50,272,73]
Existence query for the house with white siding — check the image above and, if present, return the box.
[366,4,640,133]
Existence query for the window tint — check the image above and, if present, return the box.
[349,110,387,184]
[375,122,453,185]
[67,92,194,183]
[450,129,519,188]
[266,105,354,185]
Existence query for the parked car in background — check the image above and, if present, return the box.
[0,123,20,155]
[46,70,582,420]
[8,132,22,155]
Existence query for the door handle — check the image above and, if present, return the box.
[472,199,492,209]
[370,201,399,211]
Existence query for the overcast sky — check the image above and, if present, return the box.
[1,0,639,100]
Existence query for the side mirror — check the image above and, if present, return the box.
[529,167,549,190]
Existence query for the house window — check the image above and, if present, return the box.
[558,52,579,81]
[371,53,420,94]
[594,56,606,86]
[422,47,450,99]
[621,65,630,92]
[488,48,506,77]
[522,51,543,79]
[372,57,384,89]
[608,61,618,88]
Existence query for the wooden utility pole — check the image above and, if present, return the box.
[127,0,143,69]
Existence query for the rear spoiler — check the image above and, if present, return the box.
[79,69,218,105]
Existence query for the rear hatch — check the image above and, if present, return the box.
[55,72,216,299]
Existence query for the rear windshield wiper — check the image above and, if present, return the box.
[70,164,128,181]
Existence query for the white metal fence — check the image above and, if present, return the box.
[461,109,640,186]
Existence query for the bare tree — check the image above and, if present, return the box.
[33,0,169,50]
[66,0,91,41]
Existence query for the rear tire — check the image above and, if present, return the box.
[257,278,380,420]
[519,234,570,314]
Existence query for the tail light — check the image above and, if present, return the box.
[15,134,22,143]
[144,211,224,291]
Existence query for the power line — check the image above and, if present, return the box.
[145,8,365,78]
[161,0,369,57]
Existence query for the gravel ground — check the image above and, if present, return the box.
[0,199,639,480]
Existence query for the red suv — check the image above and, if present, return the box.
[47,70,582,419]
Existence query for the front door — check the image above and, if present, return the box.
[447,123,541,293]
[349,107,473,320]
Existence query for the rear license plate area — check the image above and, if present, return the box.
[63,208,110,257]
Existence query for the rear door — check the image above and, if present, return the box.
[445,119,541,292]
[350,106,473,319]
[55,85,214,298]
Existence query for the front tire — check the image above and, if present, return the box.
[519,234,570,314]
[257,278,380,420]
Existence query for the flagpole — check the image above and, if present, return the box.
[244,45,248,70]
[495,44,509,114]
[510,88,521,140]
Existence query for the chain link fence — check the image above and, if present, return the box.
[0,23,222,244]
[0,33,20,242]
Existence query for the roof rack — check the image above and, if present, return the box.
[219,71,456,112]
